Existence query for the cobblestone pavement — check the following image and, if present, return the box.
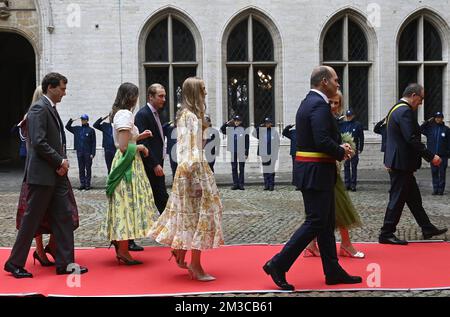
[0,168,449,297]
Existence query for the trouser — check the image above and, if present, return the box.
[291,157,298,186]
[104,149,115,174]
[145,162,169,214]
[271,189,343,277]
[344,154,359,188]
[263,159,276,189]
[380,170,435,238]
[431,158,448,194]
[7,178,74,269]
[231,161,245,187]
[77,152,92,187]
[170,159,178,181]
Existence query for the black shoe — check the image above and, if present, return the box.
[325,273,362,285]
[231,185,239,190]
[4,262,33,279]
[128,240,144,252]
[295,187,301,191]
[56,265,88,275]
[351,187,357,192]
[33,251,54,267]
[78,186,85,190]
[438,192,444,196]
[239,185,245,190]
[423,227,448,240]
[264,187,269,191]
[269,187,274,191]
[432,191,438,195]
[378,235,408,245]
[85,186,91,191]
[346,186,351,191]
[262,261,294,291]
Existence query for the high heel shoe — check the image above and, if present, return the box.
[187,266,216,282]
[303,247,320,257]
[116,254,143,266]
[339,246,365,259]
[33,251,55,267]
[168,250,188,269]
[109,241,119,253]
[44,244,56,260]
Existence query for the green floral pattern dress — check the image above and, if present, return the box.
[100,110,158,241]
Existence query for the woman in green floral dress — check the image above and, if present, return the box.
[101,83,158,265]
[305,90,365,259]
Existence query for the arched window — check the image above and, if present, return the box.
[322,15,371,129]
[143,15,198,123]
[226,15,277,127]
[398,15,447,120]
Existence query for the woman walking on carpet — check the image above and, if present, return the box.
[305,90,365,259]
[101,83,158,265]
[150,77,224,281]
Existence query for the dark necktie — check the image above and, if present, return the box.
[50,106,67,155]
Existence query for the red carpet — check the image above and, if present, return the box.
[1,243,450,296]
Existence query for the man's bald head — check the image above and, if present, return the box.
[310,66,340,98]
[310,66,333,88]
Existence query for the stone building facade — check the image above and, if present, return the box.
[1,0,449,178]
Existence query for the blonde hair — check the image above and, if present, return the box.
[332,90,344,116]
[180,77,208,131]
[31,85,43,105]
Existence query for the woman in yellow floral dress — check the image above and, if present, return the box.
[150,77,224,281]
[101,83,158,265]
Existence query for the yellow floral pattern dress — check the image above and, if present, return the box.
[149,109,224,250]
[100,110,158,241]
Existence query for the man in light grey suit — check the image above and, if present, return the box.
[4,73,88,278]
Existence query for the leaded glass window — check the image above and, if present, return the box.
[144,15,198,123]
[226,15,277,127]
[398,15,447,120]
[322,15,371,129]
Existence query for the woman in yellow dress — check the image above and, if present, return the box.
[150,77,224,281]
[101,83,158,265]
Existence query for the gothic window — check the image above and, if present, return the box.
[226,16,276,127]
[398,16,446,120]
[322,16,371,129]
[144,15,197,123]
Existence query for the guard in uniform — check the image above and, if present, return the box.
[221,115,249,190]
[66,114,96,190]
[253,117,280,191]
[93,115,115,174]
[420,112,450,195]
[339,110,364,191]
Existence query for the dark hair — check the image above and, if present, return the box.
[110,83,139,122]
[402,83,424,98]
[310,66,333,88]
[41,73,68,94]
[147,83,165,99]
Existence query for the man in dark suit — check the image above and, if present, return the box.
[135,83,169,214]
[263,66,362,290]
[4,73,88,278]
[380,84,448,245]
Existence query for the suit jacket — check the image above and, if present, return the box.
[384,100,434,172]
[26,96,67,186]
[135,104,164,170]
[295,91,345,191]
